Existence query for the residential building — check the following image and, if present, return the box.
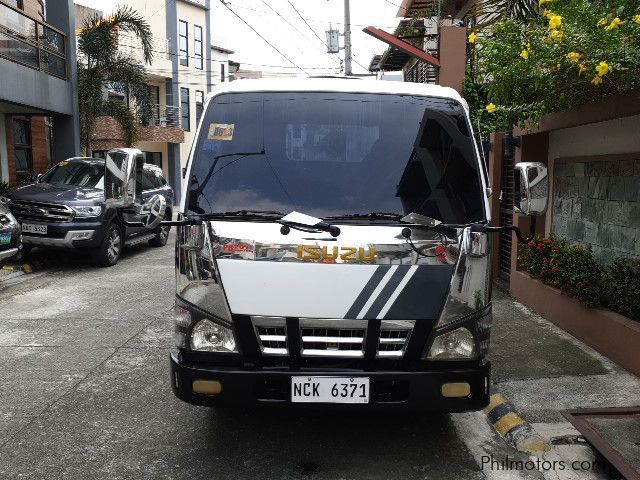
[0,0,80,185]
[80,0,213,201]
[365,1,468,92]
[211,44,234,86]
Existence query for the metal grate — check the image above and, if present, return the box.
[377,320,415,358]
[10,200,74,222]
[499,136,515,281]
[299,319,367,358]
[252,316,287,355]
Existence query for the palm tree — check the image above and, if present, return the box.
[77,7,154,154]
[466,0,540,28]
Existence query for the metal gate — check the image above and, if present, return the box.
[498,133,515,281]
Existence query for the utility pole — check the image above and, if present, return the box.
[343,0,352,76]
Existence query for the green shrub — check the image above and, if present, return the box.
[604,258,640,320]
[518,234,603,307]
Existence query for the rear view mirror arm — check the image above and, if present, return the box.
[469,220,537,244]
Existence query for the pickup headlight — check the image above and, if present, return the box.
[72,205,103,217]
[427,327,475,360]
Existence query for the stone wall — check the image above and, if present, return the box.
[551,156,640,261]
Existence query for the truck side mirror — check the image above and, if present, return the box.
[104,149,139,208]
[514,162,548,216]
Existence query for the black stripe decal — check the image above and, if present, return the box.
[343,266,390,319]
[363,266,410,319]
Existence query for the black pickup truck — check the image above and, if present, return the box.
[1,152,174,266]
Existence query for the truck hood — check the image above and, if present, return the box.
[9,183,104,204]
[205,221,458,320]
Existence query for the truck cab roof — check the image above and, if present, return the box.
[208,77,467,108]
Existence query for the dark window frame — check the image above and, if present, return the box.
[221,63,225,83]
[178,20,188,66]
[194,25,203,70]
[13,118,33,173]
[195,90,204,125]
[180,87,190,131]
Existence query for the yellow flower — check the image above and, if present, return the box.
[468,32,477,43]
[595,61,610,76]
[544,9,556,18]
[597,17,608,27]
[520,49,529,59]
[604,17,624,30]
[591,75,603,85]
[548,14,562,29]
[539,0,552,5]
[486,103,497,113]
[634,14,640,24]
[550,29,564,41]
[567,51,581,62]
[578,63,588,75]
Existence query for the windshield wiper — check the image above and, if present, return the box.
[325,212,404,221]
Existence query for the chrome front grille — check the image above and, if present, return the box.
[252,316,287,355]
[10,200,74,222]
[300,319,367,358]
[377,321,415,358]
[251,317,416,359]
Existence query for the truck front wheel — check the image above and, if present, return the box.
[92,223,122,267]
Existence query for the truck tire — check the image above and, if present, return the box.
[149,213,171,247]
[92,223,122,267]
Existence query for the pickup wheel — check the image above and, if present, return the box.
[149,214,171,247]
[92,223,122,267]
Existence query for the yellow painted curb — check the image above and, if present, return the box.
[516,439,552,454]
[2,265,15,271]
[484,393,508,414]
[494,412,526,437]
[22,264,33,273]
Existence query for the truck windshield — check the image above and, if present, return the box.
[40,162,104,188]
[187,92,485,224]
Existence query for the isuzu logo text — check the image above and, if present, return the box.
[297,245,377,262]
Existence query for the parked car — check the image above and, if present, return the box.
[0,202,21,262]
[0,152,174,267]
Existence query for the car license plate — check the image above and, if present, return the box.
[0,233,11,245]
[291,376,369,404]
[21,223,47,235]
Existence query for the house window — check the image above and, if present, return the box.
[194,25,203,70]
[143,151,162,168]
[195,90,204,125]
[13,118,32,174]
[180,87,190,131]
[7,1,23,9]
[179,20,188,66]
[221,63,225,83]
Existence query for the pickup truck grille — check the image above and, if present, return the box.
[9,200,74,222]
[251,317,415,359]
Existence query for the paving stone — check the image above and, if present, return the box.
[620,159,635,176]
[574,162,585,177]
[635,159,640,175]
[607,177,626,201]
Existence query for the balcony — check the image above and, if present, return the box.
[92,104,184,147]
[0,1,66,79]
[140,104,181,129]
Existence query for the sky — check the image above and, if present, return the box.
[75,0,403,75]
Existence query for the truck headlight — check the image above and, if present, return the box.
[72,205,103,217]
[190,319,237,353]
[427,327,475,360]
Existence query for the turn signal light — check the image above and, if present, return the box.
[441,382,471,398]
[192,379,223,395]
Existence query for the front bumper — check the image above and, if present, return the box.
[17,219,107,249]
[170,353,490,411]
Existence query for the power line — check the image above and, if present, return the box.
[218,0,309,75]
[287,0,343,71]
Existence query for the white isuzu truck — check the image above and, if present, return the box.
[109,78,548,410]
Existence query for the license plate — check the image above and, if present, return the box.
[291,376,370,404]
[0,233,11,245]
[21,223,47,235]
